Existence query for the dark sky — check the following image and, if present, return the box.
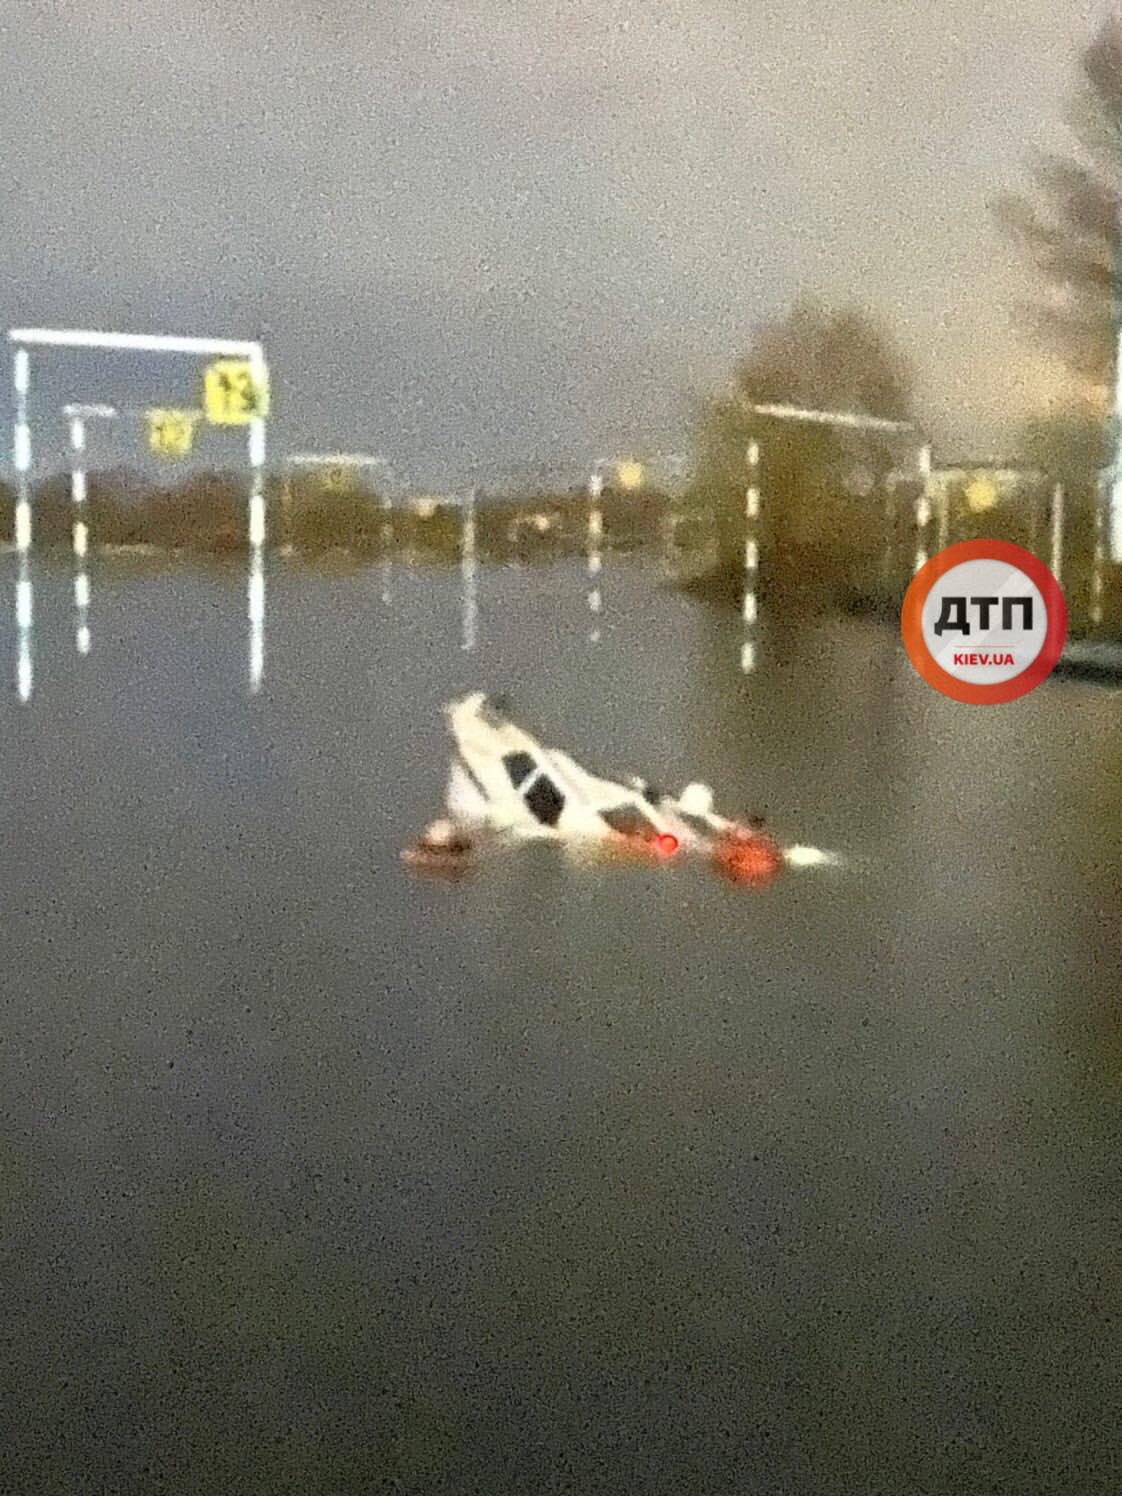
[0,0,1107,484]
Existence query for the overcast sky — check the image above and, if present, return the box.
[0,0,1110,484]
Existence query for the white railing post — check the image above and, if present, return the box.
[62,404,118,659]
[248,387,267,694]
[1092,481,1105,628]
[461,486,478,652]
[1050,482,1064,589]
[739,399,921,611]
[587,467,604,643]
[742,439,760,673]
[381,489,393,605]
[69,414,91,654]
[8,327,269,698]
[13,345,31,700]
[914,443,932,573]
[13,346,31,555]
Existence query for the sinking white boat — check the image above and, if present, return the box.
[404,692,838,882]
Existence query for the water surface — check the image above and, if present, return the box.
[2,555,1120,1494]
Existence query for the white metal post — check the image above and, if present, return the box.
[69,414,90,654]
[740,400,918,606]
[13,347,31,554]
[285,452,393,601]
[461,485,478,652]
[247,369,267,550]
[248,545,265,691]
[1110,308,1122,562]
[380,490,393,606]
[881,476,897,583]
[13,345,31,699]
[742,439,760,674]
[661,503,677,578]
[743,403,916,432]
[1092,482,1105,628]
[247,381,267,694]
[62,404,115,656]
[9,326,268,697]
[914,443,932,573]
[1050,483,1064,588]
[587,467,604,643]
[936,474,950,554]
[10,327,261,357]
[16,549,32,703]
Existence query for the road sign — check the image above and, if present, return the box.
[146,408,199,457]
[964,476,998,513]
[203,359,270,425]
[901,540,1066,705]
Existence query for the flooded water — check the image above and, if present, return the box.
[2,554,1121,1494]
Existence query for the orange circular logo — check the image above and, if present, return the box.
[901,540,1067,704]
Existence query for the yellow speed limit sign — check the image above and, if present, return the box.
[202,358,270,425]
[615,460,644,490]
[964,476,999,514]
[146,408,199,457]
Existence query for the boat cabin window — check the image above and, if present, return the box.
[674,809,713,836]
[524,775,565,827]
[600,804,659,840]
[502,751,537,788]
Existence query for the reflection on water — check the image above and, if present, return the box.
[7,541,718,700]
[741,439,760,673]
[460,491,478,653]
[248,547,265,692]
[1,556,1120,1494]
[11,547,270,700]
[74,568,91,655]
[73,511,91,656]
[16,551,32,701]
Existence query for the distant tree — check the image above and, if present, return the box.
[689,298,916,598]
[286,480,380,553]
[149,472,245,552]
[1017,409,1107,486]
[1013,410,1104,625]
[733,300,913,420]
[992,16,1122,393]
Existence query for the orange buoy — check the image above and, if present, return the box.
[401,818,476,877]
[401,845,474,878]
[712,828,785,885]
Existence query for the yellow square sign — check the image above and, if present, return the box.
[147,408,199,458]
[203,359,270,425]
